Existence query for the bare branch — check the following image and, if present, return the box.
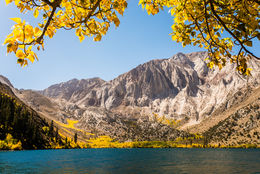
[37,6,57,43]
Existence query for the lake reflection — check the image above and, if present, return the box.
[0,148,260,174]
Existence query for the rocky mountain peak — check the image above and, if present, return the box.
[39,77,105,101]
[170,52,195,68]
[38,51,260,127]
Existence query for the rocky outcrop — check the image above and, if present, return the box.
[39,52,260,126]
[205,95,260,146]
[40,77,105,103]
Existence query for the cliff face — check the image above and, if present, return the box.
[37,52,260,124]
[40,78,105,103]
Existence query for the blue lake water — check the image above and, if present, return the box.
[0,148,260,174]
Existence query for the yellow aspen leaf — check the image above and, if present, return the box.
[79,35,85,42]
[25,25,34,36]
[43,5,50,11]
[3,38,12,45]
[76,28,81,37]
[113,18,120,27]
[46,29,54,38]
[5,0,12,5]
[10,18,21,24]
[218,64,222,70]
[56,10,63,16]
[38,23,44,28]
[27,45,32,51]
[33,9,39,18]
[33,52,38,60]
[14,0,20,5]
[245,68,252,75]
[207,62,214,69]
[23,59,28,67]
[34,27,42,37]
[6,43,13,53]
[12,44,18,53]
[93,34,101,41]
[172,32,180,40]
[18,45,25,49]
[15,50,25,59]
[17,58,24,66]
[27,53,35,63]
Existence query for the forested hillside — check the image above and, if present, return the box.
[0,82,66,150]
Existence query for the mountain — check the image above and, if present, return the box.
[37,52,260,125]
[3,51,260,146]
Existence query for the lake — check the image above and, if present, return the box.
[0,148,260,174]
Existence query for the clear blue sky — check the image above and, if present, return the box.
[0,0,259,90]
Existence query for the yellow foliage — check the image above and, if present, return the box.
[55,119,79,130]
[4,0,128,66]
[55,119,94,139]
[0,134,23,150]
[88,136,114,148]
[10,141,22,150]
[139,0,259,75]
[152,113,180,128]
[42,126,50,136]
[3,0,259,75]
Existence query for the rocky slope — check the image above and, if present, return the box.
[16,85,190,142]
[4,51,260,144]
[39,77,105,103]
[38,52,260,126]
[204,89,260,146]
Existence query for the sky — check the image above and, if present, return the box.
[0,0,259,90]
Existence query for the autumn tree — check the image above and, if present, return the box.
[139,0,260,75]
[3,0,260,75]
[4,0,127,66]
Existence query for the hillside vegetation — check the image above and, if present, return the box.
[0,83,72,150]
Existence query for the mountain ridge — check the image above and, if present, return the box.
[1,51,259,145]
[37,51,260,125]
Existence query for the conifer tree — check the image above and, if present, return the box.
[74,132,77,144]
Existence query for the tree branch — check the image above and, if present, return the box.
[42,0,52,6]
[36,6,57,43]
[209,0,259,60]
[82,0,102,23]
